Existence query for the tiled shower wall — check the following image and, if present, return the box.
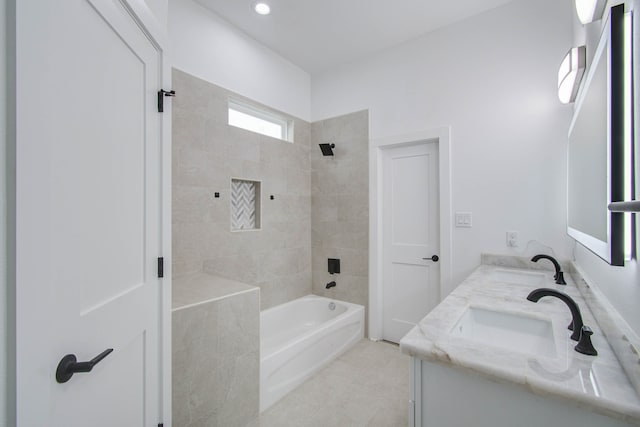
[172,288,259,427]
[311,111,370,333]
[172,69,312,309]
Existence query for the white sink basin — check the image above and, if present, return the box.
[489,269,547,286]
[450,306,557,358]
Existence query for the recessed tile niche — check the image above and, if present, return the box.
[231,178,261,231]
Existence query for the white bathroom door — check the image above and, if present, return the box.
[16,0,166,425]
[382,142,440,344]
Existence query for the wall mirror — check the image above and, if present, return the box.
[567,5,632,266]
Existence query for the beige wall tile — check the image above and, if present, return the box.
[172,289,259,427]
[172,69,312,308]
[257,272,313,310]
[311,110,370,335]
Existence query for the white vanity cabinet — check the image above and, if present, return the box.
[409,357,636,427]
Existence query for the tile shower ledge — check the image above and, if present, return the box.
[172,273,258,311]
[399,264,640,425]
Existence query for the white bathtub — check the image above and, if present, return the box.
[260,294,365,412]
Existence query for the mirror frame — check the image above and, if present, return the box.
[567,4,626,266]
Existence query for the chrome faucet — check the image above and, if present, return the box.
[527,288,597,356]
[531,254,566,285]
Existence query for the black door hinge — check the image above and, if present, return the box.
[157,257,164,278]
[157,89,175,113]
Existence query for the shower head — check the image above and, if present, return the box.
[319,143,335,156]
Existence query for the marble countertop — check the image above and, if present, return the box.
[172,273,258,311]
[399,264,640,424]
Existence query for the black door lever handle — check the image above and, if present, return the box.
[422,255,439,262]
[56,348,113,383]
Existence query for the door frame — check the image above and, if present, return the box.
[369,127,452,341]
[13,0,172,424]
[127,3,174,422]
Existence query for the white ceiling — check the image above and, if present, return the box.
[195,0,517,74]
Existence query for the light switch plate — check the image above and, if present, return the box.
[455,212,472,228]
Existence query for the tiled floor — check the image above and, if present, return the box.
[259,339,410,427]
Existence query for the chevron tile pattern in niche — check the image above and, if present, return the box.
[231,179,258,230]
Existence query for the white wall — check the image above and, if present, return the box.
[144,0,168,28]
[571,0,640,336]
[168,0,311,121]
[312,0,575,292]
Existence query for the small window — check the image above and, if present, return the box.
[228,99,293,142]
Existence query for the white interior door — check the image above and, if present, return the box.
[16,0,165,425]
[382,142,440,344]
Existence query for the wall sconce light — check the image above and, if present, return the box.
[558,46,586,104]
[575,0,606,24]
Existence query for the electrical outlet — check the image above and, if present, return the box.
[506,231,518,247]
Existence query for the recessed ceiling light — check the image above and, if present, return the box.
[254,2,271,15]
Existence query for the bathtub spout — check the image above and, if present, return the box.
[326,281,336,289]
